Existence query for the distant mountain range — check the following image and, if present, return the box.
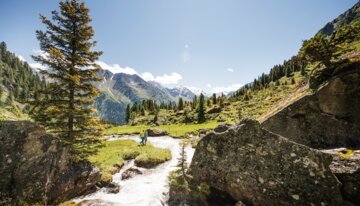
[149,81,196,101]
[94,70,196,124]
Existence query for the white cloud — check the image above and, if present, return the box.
[96,61,138,75]
[29,63,46,71]
[142,72,182,85]
[181,51,191,63]
[207,84,212,88]
[140,72,154,81]
[211,83,242,95]
[227,67,234,72]
[97,61,182,85]
[33,49,48,59]
[28,49,49,71]
[16,55,26,62]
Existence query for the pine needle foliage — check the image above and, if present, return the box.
[30,0,104,159]
[197,93,206,123]
[175,142,191,183]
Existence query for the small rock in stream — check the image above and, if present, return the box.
[121,166,147,180]
[105,182,120,194]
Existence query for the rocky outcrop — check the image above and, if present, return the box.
[147,128,168,137]
[262,69,360,148]
[0,121,101,205]
[168,184,237,206]
[190,119,343,206]
[213,123,232,133]
[322,148,360,205]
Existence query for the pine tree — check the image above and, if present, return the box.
[192,95,197,110]
[300,66,306,76]
[219,96,224,108]
[125,104,131,123]
[132,102,139,114]
[212,93,217,105]
[291,77,296,84]
[175,142,190,182]
[243,91,251,101]
[153,112,158,124]
[178,97,184,111]
[275,80,280,86]
[197,93,206,123]
[207,99,211,107]
[30,0,103,159]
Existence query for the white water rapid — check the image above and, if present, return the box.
[74,136,195,206]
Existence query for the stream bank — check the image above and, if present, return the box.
[74,136,195,206]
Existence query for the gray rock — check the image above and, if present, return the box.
[262,70,360,148]
[105,182,120,194]
[121,166,145,180]
[322,148,360,205]
[0,121,101,205]
[198,128,210,135]
[147,128,168,137]
[190,119,343,206]
[213,123,232,133]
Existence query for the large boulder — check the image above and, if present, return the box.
[190,119,343,206]
[322,148,360,205]
[0,121,101,205]
[147,128,168,137]
[262,69,360,148]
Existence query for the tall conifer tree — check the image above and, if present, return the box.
[31,0,103,159]
[178,97,184,111]
[125,104,131,123]
[197,93,206,123]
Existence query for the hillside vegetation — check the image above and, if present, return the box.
[0,42,46,121]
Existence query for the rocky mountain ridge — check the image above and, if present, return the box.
[94,70,198,123]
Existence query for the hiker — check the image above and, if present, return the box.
[140,130,145,145]
[144,129,148,145]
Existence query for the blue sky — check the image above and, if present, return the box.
[0,0,357,94]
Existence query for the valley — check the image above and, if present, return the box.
[0,1,359,206]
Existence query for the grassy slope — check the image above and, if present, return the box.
[89,139,171,182]
[106,121,219,137]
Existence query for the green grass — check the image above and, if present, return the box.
[157,122,219,137]
[105,121,219,137]
[106,124,151,135]
[88,139,171,182]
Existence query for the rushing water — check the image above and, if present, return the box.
[74,136,195,206]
